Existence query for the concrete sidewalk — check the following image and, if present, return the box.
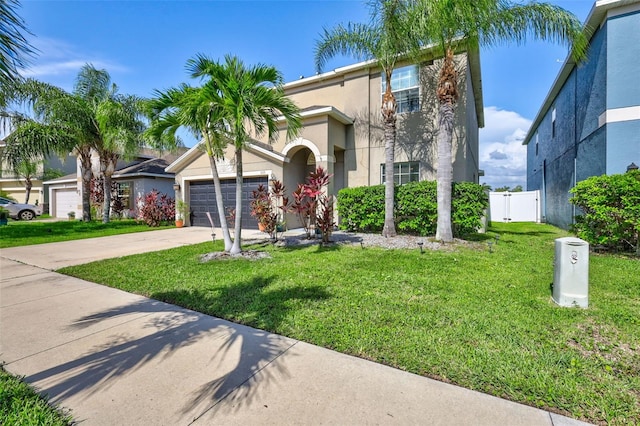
[1,228,591,425]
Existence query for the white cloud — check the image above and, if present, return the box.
[20,37,128,80]
[479,106,531,190]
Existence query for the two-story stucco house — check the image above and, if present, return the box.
[524,0,640,229]
[167,46,484,229]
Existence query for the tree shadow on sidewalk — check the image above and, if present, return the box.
[26,276,331,421]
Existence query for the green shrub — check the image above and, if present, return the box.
[337,181,488,237]
[396,181,438,235]
[452,182,490,236]
[337,185,385,232]
[570,170,640,253]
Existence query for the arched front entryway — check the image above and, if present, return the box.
[282,139,321,228]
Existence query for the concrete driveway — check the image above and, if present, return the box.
[0,227,592,425]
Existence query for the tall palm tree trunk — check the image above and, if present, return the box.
[436,102,454,242]
[79,147,93,222]
[101,154,117,223]
[230,147,243,254]
[103,171,113,223]
[382,86,397,238]
[24,178,32,204]
[207,155,233,252]
[435,48,458,242]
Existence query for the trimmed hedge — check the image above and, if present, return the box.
[570,170,640,253]
[337,181,488,237]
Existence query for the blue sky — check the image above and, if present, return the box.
[18,0,594,189]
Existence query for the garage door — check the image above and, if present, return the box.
[54,189,78,218]
[189,177,267,229]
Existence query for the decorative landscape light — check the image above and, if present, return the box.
[418,242,424,254]
[627,162,638,172]
[495,234,500,244]
[487,241,494,253]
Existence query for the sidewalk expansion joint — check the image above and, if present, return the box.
[1,286,98,308]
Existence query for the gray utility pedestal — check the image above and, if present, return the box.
[553,237,589,308]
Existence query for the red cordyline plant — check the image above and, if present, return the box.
[136,189,175,227]
[250,180,289,240]
[290,166,334,242]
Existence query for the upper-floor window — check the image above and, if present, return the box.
[535,133,539,156]
[551,107,556,138]
[382,65,420,114]
[381,161,420,185]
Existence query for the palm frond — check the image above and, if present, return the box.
[314,22,377,73]
[483,2,588,62]
[0,0,36,87]
[74,64,112,104]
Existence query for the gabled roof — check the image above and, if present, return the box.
[43,173,77,185]
[165,139,287,173]
[523,0,640,145]
[283,105,354,125]
[113,158,174,179]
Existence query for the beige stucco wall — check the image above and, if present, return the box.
[172,52,481,206]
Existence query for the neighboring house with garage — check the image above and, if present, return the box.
[0,140,76,207]
[523,0,640,229]
[45,149,185,218]
[167,46,484,229]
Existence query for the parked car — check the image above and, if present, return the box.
[0,197,42,220]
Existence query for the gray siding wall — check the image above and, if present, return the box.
[606,10,640,173]
[134,178,174,201]
[607,11,640,109]
[527,23,608,228]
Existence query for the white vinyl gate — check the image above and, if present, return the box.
[54,189,78,218]
[489,190,541,223]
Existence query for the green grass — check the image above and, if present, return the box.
[0,365,72,425]
[0,219,173,248]
[59,223,640,425]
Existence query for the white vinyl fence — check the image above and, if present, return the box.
[489,190,541,223]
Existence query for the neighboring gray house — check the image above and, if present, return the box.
[45,150,184,218]
[523,0,640,229]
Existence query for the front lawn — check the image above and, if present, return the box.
[0,220,172,248]
[59,223,640,425]
[0,365,72,425]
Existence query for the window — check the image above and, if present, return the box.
[116,181,133,209]
[381,162,420,185]
[535,133,539,156]
[551,107,556,138]
[382,65,420,113]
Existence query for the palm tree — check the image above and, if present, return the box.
[15,157,40,203]
[315,0,417,238]
[187,55,301,254]
[145,79,235,252]
[74,65,146,223]
[2,79,91,219]
[2,66,148,222]
[0,0,35,88]
[409,0,588,242]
